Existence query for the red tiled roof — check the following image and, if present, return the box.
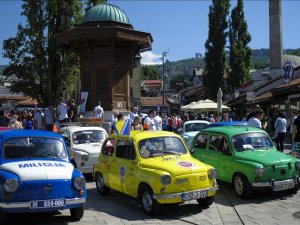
[143,80,163,85]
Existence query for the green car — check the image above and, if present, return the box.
[190,126,300,198]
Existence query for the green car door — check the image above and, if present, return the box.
[192,133,233,182]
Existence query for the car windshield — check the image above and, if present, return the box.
[138,137,187,158]
[3,137,67,159]
[185,123,208,132]
[232,132,273,151]
[72,130,106,144]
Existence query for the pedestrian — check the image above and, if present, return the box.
[131,116,143,130]
[143,109,157,131]
[57,98,68,123]
[153,111,162,131]
[274,112,287,152]
[130,106,139,124]
[44,105,55,131]
[33,108,44,130]
[10,115,23,129]
[24,114,33,130]
[111,113,124,134]
[293,110,300,142]
[68,99,78,122]
[247,111,263,128]
[94,101,104,119]
[246,104,261,121]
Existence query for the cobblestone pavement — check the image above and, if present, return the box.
[5,180,300,225]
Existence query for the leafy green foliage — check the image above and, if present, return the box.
[228,0,252,90]
[2,0,83,106]
[141,65,159,80]
[204,0,230,101]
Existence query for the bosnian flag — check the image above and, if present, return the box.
[113,119,131,135]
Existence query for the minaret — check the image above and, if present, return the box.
[269,0,283,77]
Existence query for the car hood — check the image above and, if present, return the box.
[139,155,210,176]
[234,149,294,167]
[72,143,102,155]
[0,160,74,181]
[182,131,199,138]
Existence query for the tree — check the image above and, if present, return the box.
[3,0,83,106]
[85,0,107,11]
[228,0,252,91]
[141,66,158,80]
[204,0,230,101]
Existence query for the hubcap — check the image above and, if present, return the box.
[142,191,153,212]
[97,175,104,191]
[234,176,244,196]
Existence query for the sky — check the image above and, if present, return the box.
[0,0,299,65]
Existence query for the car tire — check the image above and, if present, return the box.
[233,173,252,198]
[0,209,7,224]
[290,183,300,194]
[96,173,110,195]
[197,196,214,208]
[140,185,160,216]
[70,206,84,221]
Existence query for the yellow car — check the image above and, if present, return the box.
[93,130,218,215]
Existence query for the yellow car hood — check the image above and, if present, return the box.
[139,155,209,176]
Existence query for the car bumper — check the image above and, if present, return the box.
[0,197,86,210]
[153,184,219,200]
[252,176,300,191]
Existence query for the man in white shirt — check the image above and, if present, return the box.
[94,101,104,119]
[44,105,55,131]
[247,111,263,128]
[57,98,68,122]
[34,109,44,130]
[130,106,139,123]
[154,111,162,131]
[144,110,157,131]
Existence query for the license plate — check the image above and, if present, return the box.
[273,183,294,192]
[182,190,208,201]
[31,199,65,208]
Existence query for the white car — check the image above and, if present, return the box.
[181,120,210,147]
[60,126,108,174]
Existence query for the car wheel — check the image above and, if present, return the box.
[96,173,110,195]
[197,196,214,208]
[0,209,7,224]
[140,186,160,216]
[289,183,300,194]
[70,206,84,221]
[233,173,252,198]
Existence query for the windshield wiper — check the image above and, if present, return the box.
[163,151,182,156]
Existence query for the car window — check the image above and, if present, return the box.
[72,130,106,144]
[102,138,116,156]
[4,137,67,159]
[185,123,208,132]
[232,132,273,151]
[209,135,230,153]
[116,139,136,160]
[138,137,187,158]
[194,134,208,149]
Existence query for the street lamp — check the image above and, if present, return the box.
[162,50,169,111]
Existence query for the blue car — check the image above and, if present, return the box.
[0,130,87,222]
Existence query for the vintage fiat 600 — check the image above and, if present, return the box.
[0,130,86,222]
[93,130,218,215]
[190,126,300,198]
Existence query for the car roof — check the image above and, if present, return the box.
[0,129,64,140]
[201,126,266,136]
[208,121,247,127]
[61,126,107,133]
[184,120,210,125]
[110,130,181,141]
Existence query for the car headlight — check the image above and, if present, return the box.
[296,161,300,171]
[81,154,89,162]
[208,168,218,179]
[160,175,171,186]
[255,166,265,176]
[74,176,86,190]
[4,178,19,192]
